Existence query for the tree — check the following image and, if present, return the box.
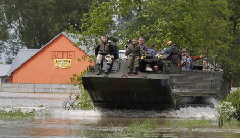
[0,0,8,49]
[226,0,240,86]
[1,0,95,54]
[72,0,240,85]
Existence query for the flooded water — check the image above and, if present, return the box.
[0,92,239,137]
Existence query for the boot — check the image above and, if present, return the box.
[96,64,101,75]
[133,68,138,75]
[127,67,132,74]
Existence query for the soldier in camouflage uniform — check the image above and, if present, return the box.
[125,38,143,74]
[164,41,181,67]
[95,36,114,75]
[108,36,118,59]
[139,37,148,57]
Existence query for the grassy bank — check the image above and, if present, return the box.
[0,109,35,119]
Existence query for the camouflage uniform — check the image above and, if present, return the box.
[108,36,119,59]
[95,42,114,74]
[165,44,181,66]
[126,43,142,74]
[139,43,148,56]
[108,40,118,59]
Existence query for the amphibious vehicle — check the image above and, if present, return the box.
[82,54,230,110]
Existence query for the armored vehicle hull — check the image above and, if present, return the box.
[82,59,230,110]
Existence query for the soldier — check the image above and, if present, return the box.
[95,36,114,75]
[139,37,148,57]
[125,38,142,74]
[164,41,181,67]
[108,36,119,59]
[125,40,132,50]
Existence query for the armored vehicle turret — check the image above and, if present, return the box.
[82,55,230,110]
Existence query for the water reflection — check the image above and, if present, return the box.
[0,117,239,137]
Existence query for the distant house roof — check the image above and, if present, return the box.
[0,64,12,77]
[7,49,39,76]
[7,32,94,76]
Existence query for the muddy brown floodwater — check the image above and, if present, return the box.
[0,92,239,137]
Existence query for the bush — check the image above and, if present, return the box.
[216,101,236,121]
[77,85,94,110]
[70,71,94,110]
[226,90,240,120]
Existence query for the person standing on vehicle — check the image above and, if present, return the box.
[125,38,142,75]
[95,36,114,75]
[164,41,181,67]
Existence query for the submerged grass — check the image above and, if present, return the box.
[121,119,158,137]
[82,119,159,137]
[81,119,211,137]
[81,118,240,137]
[0,109,35,119]
[165,118,210,128]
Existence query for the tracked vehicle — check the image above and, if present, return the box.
[82,56,230,110]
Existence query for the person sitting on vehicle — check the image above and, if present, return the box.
[181,52,193,70]
[95,36,114,75]
[202,60,210,71]
[139,37,148,58]
[148,44,157,58]
[125,40,132,50]
[182,48,205,61]
[108,36,119,59]
[125,38,142,75]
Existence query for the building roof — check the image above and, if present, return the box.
[0,64,12,77]
[7,32,94,76]
[38,32,94,56]
[7,49,39,76]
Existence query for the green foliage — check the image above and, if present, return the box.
[81,1,115,36]
[1,0,239,85]
[216,91,240,128]
[217,101,237,121]
[0,0,100,57]
[76,85,94,110]
[226,91,240,120]
[121,119,158,137]
[165,118,209,128]
[70,70,87,85]
[68,0,240,86]
[220,119,240,128]
[70,71,94,110]
[0,109,35,119]
[82,119,159,137]
[0,0,8,47]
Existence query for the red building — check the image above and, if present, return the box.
[8,32,94,84]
